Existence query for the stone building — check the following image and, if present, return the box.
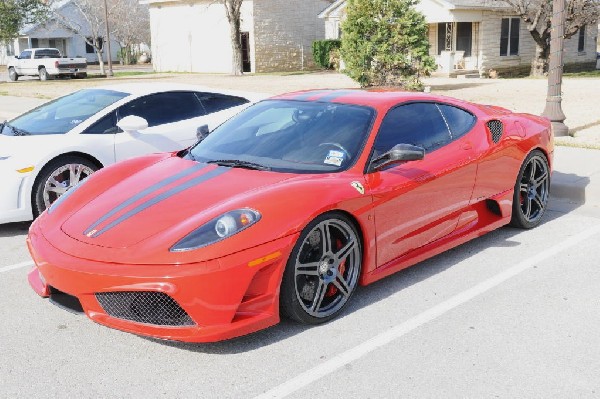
[320,0,598,77]
[142,0,333,73]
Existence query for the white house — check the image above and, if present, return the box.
[0,0,119,65]
[141,0,333,73]
[320,0,598,77]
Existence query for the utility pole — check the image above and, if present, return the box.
[103,0,114,77]
[541,0,568,136]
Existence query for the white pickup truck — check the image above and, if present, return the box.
[7,48,87,81]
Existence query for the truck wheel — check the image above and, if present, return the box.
[8,67,18,81]
[39,67,50,81]
[74,72,87,79]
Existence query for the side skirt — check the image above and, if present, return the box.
[361,199,511,286]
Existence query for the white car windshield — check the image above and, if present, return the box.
[1,89,128,136]
[188,100,375,173]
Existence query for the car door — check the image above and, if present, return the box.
[365,102,478,267]
[80,110,119,164]
[16,50,32,74]
[114,91,207,161]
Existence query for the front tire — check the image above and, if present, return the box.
[510,150,550,229]
[280,212,362,324]
[8,67,18,81]
[32,156,98,217]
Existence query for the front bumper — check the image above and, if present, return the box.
[0,165,34,224]
[27,222,298,342]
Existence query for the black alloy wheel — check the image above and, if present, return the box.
[280,212,362,324]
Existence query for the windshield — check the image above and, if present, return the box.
[188,100,375,173]
[1,89,128,136]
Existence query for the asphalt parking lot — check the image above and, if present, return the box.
[1,198,600,398]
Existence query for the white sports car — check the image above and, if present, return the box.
[0,83,265,224]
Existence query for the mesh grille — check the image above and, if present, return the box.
[487,120,503,143]
[96,291,194,326]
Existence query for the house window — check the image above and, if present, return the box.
[49,39,56,48]
[86,37,103,54]
[500,17,520,56]
[578,25,586,52]
[31,38,39,48]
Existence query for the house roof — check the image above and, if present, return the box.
[319,0,510,18]
[20,0,72,35]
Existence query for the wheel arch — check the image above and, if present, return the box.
[30,151,104,210]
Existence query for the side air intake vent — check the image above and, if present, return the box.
[96,291,195,326]
[487,120,503,143]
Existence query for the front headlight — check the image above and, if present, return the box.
[170,208,261,252]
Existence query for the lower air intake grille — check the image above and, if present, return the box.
[96,291,194,326]
[487,120,504,143]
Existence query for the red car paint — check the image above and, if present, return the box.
[27,90,553,342]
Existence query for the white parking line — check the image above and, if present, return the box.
[0,260,33,273]
[255,223,600,399]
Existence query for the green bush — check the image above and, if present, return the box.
[312,39,341,69]
[341,0,436,90]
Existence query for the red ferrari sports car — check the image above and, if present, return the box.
[27,90,553,342]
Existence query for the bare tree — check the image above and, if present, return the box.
[495,0,599,76]
[224,0,243,75]
[52,0,119,75]
[111,0,150,64]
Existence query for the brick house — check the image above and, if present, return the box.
[141,0,333,73]
[319,0,598,77]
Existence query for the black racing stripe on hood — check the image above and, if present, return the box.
[83,163,208,237]
[89,166,229,238]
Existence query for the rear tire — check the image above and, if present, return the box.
[32,156,98,217]
[8,67,18,81]
[39,67,50,81]
[510,149,550,229]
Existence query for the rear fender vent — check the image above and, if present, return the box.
[96,291,195,326]
[486,120,504,143]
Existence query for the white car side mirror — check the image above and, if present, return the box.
[117,115,148,133]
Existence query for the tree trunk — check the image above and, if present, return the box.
[96,49,106,75]
[224,0,243,76]
[530,42,550,76]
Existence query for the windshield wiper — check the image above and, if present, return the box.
[3,121,31,136]
[207,159,271,171]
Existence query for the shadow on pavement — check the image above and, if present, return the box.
[0,221,30,238]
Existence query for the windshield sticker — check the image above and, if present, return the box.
[324,150,344,167]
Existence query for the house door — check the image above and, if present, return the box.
[241,32,251,72]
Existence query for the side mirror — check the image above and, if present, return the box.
[117,115,148,133]
[196,124,210,141]
[14,55,19,59]
[370,143,425,171]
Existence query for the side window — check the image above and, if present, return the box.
[198,93,249,114]
[82,111,119,134]
[373,102,451,157]
[118,91,205,127]
[19,50,31,59]
[437,104,476,140]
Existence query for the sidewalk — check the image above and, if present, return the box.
[552,146,600,207]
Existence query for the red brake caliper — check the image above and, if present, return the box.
[326,238,347,297]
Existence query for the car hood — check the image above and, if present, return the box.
[60,157,295,249]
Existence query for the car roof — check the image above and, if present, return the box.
[91,82,267,102]
[272,89,476,110]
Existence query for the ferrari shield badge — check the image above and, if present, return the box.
[350,181,365,195]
